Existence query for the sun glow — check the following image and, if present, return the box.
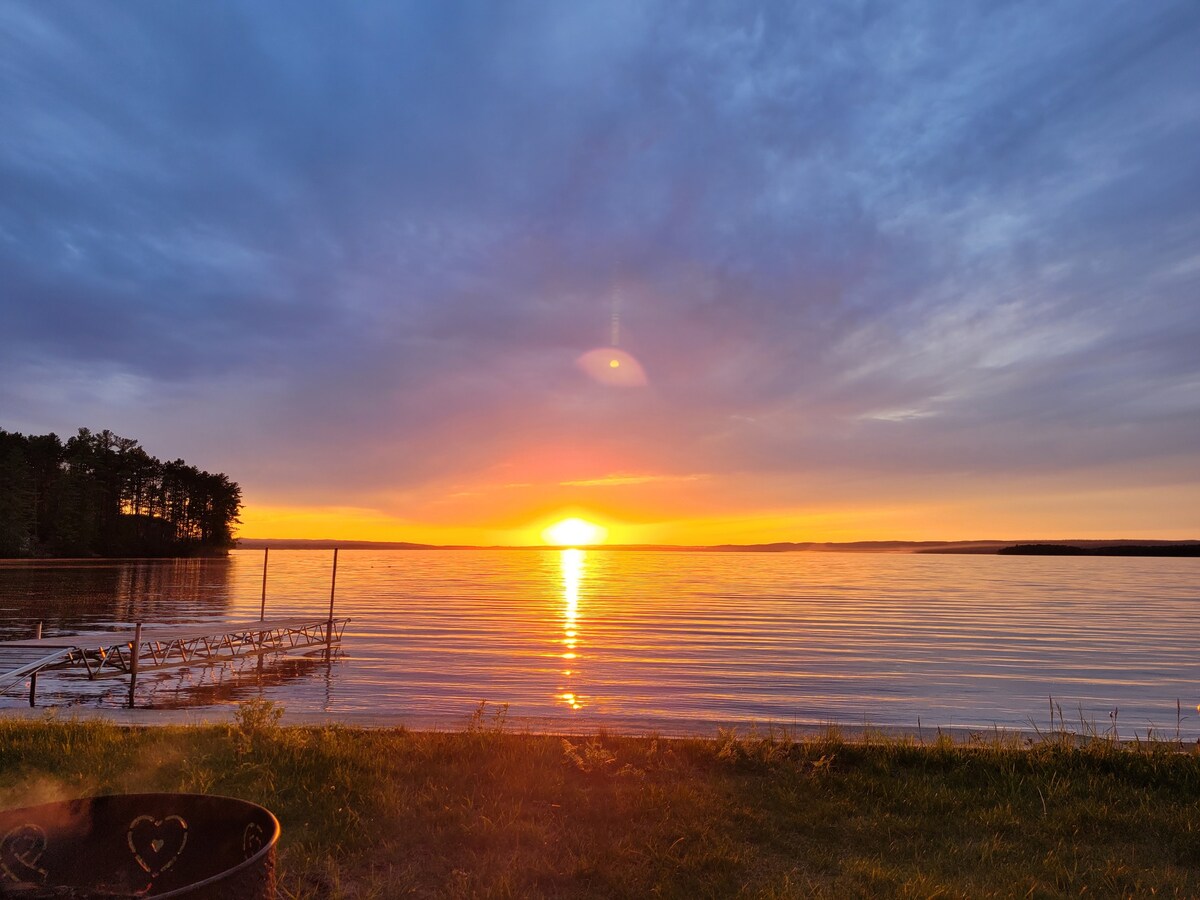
[541,517,607,546]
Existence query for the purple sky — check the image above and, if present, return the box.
[2,2,1198,542]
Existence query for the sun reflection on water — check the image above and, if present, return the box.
[559,548,585,710]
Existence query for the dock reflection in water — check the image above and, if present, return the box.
[20,648,343,711]
[142,649,342,710]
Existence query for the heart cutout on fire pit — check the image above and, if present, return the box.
[0,823,47,884]
[127,814,188,878]
[243,821,265,859]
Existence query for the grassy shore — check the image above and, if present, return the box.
[1,703,1198,898]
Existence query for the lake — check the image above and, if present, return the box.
[1,549,1198,737]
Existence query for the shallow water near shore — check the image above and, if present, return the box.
[1,549,1198,737]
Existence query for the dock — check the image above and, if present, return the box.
[0,617,349,700]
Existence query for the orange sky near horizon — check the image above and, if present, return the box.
[237,475,1200,546]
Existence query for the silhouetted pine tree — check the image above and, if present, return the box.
[0,434,35,556]
[0,427,241,558]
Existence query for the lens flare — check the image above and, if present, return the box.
[576,347,647,386]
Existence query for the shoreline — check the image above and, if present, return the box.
[5,537,1200,562]
[0,704,1179,749]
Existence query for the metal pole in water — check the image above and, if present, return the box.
[259,547,269,621]
[128,623,142,709]
[28,621,42,707]
[327,547,338,645]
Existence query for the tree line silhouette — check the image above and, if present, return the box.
[0,427,241,558]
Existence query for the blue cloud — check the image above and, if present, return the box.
[1,0,1197,515]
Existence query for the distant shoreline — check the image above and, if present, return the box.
[4,538,1196,561]
[232,538,1200,556]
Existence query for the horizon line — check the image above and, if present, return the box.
[234,537,1200,550]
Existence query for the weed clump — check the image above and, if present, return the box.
[714,725,795,767]
[464,700,508,739]
[561,736,645,778]
[231,697,284,756]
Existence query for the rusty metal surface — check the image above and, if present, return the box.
[0,793,279,899]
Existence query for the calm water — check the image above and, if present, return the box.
[1,549,1198,736]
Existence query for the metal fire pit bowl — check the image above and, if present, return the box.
[0,793,278,899]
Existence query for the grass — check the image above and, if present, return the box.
[1,701,1198,898]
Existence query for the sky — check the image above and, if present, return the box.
[2,1,1199,545]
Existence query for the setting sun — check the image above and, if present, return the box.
[542,517,607,546]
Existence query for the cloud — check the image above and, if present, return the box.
[559,473,709,488]
[1,1,1198,536]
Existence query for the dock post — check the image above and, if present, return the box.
[28,621,42,707]
[128,623,142,709]
[259,547,269,621]
[327,548,338,645]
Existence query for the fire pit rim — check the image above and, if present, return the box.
[0,790,281,899]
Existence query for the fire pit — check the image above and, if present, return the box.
[0,793,278,899]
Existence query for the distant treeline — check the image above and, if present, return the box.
[999,543,1200,557]
[0,427,241,558]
